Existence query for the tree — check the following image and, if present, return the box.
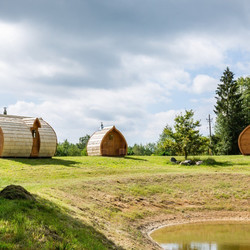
[77,134,90,150]
[237,76,250,125]
[127,143,156,155]
[56,140,82,156]
[214,67,245,154]
[158,110,206,159]
[156,125,177,156]
[77,134,90,156]
[127,146,134,155]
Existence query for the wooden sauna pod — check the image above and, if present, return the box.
[0,114,57,158]
[238,125,250,155]
[87,126,127,156]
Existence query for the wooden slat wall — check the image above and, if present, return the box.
[238,125,250,155]
[0,117,33,157]
[38,119,57,157]
[0,127,3,156]
[22,117,57,157]
[87,126,127,156]
[87,127,112,156]
[0,116,57,158]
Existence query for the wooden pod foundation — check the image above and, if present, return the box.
[87,126,127,156]
[238,125,250,155]
[0,114,57,158]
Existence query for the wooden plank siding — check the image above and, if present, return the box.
[38,119,57,157]
[0,115,57,158]
[0,127,3,156]
[238,125,250,155]
[87,126,127,156]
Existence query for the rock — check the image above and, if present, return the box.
[180,160,192,165]
[196,160,203,165]
[0,185,36,201]
[170,157,177,163]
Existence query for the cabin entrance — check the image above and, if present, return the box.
[30,119,41,157]
[102,133,115,156]
[101,130,127,156]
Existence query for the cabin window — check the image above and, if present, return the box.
[32,130,36,138]
[109,134,113,140]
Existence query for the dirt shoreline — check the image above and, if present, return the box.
[141,211,250,249]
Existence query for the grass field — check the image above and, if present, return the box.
[0,155,249,249]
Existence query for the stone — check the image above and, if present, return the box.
[170,157,177,163]
[196,160,203,165]
[0,185,36,201]
[180,160,192,165]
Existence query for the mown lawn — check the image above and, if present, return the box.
[0,155,249,249]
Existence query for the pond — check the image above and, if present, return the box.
[150,221,250,250]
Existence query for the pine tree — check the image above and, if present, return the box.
[157,110,207,159]
[237,76,250,125]
[214,67,245,154]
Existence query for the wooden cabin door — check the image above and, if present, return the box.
[106,133,115,155]
[30,128,40,157]
[30,119,41,157]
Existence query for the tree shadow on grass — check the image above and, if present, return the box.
[124,156,148,161]
[5,157,79,167]
[0,195,123,249]
[234,162,250,166]
[168,158,234,167]
[205,161,233,167]
[185,157,234,167]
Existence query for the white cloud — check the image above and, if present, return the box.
[191,75,219,94]
[168,35,224,67]
[118,53,192,92]
[0,22,30,52]
[7,82,172,144]
[140,110,184,143]
[149,34,225,68]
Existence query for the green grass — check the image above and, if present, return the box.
[0,155,249,249]
[0,199,119,249]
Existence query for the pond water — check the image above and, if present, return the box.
[150,221,250,250]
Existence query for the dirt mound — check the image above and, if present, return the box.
[0,185,36,201]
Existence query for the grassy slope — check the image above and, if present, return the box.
[0,155,249,249]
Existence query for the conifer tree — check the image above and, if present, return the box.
[237,76,250,125]
[214,67,245,154]
[158,110,207,159]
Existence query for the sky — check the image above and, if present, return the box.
[0,0,250,145]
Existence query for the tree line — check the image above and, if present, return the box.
[55,135,90,156]
[56,68,249,157]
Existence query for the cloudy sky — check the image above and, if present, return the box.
[1,0,250,145]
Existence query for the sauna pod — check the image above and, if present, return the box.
[238,125,250,155]
[0,114,57,157]
[87,126,127,156]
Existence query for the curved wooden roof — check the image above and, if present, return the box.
[238,125,250,155]
[0,115,57,157]
[87,126,127,156]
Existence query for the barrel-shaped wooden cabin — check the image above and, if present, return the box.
[238,125,250,155]
[0,114,57,157]
[87,126,127,156]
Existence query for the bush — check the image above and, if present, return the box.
[56,140,82,156]
[202,158,217,165]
